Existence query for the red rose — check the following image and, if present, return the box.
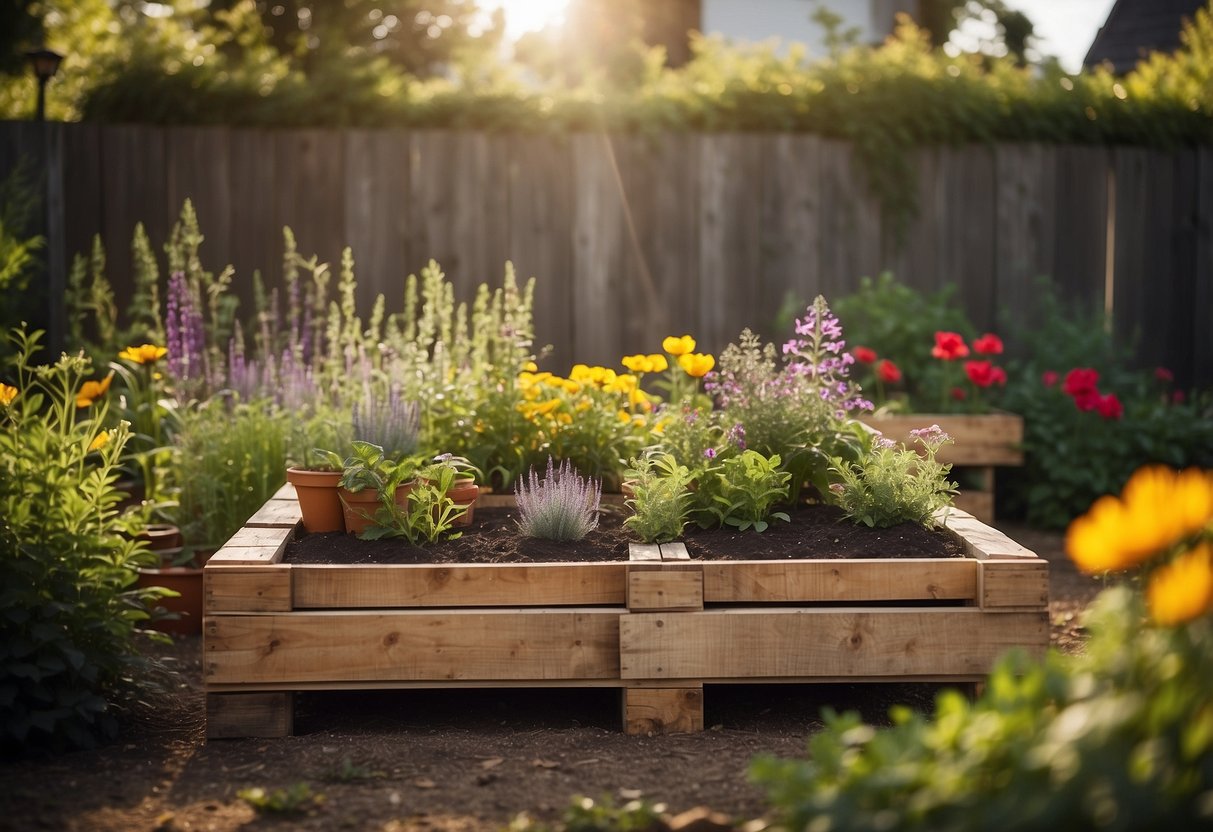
[853,346,877,364]
[877,359,901,383]
[973,333,1004,355]
[964,360,1005,388]
[1097,392,1123,420]
[1173,390,1186,405]
[1042,370,1059,387]
[932,331,970,361]
[950,387,967,401]
[1155,367,1174,382]
[1063,368,1100,398]
[1072,390,1100,412]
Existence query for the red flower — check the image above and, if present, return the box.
[932,331,970,361]
[1097,393,1123,420]
[877,359,901,383]
[1063,368,1100,398]
[1073,390,1100,412]
[973,333,1004,355]
[965,360,1006,388]
[1155,367,1174,382]
[1042,370,1059,387]
[950,387,967,401]
[853,346,877,364]
[1173,390,1186,405]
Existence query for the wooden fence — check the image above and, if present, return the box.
[2,122,1210,386]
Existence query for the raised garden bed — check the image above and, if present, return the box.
[865,411,1024,522]
[204,483,1048,738]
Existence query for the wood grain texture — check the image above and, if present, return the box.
[206,566,292,613]
[942,511,1039,560]
[209,525,292,565]
[619,608,1048,680]
[272,482,297,501]
[627,568,704,612]
[623,686,704,735]
[629,543,662,563]
[206,610,621,684]
[244,499,302,528]
[701,559,977,604]
[206,692,293,739]
[291,563,627,608]
[660,542,690,561]
[979,560,1050,609]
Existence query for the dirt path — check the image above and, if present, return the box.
[0,523,1103,832]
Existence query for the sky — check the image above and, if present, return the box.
[487,0,1120,74]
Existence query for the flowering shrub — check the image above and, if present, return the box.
[515,457,602,543]
[852,328,1008,412]
[753,465,1213,830]
[831,425,958,528]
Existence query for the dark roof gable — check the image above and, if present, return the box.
[1084,0,1206,74]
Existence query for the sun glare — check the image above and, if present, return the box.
[492,0,570,38]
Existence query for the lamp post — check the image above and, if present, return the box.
[25,47,64,122]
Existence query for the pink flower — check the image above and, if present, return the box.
[1042,370,1059,387]
[877,359,901,383]
[1063,368,1100,398]
[853,346,877,364]
[973,333,1004,355]
[931,331,970,361]
[1097,393,1123,420]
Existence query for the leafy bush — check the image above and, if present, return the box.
[623,452,696,544]
[753,464,1213,831]
[515,457,602,542]
[0,328,163,753]
[831,425,957,528]
[705,450,793,533]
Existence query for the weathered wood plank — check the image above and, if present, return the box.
[660,542,690,561]
[272,482,297,501]
[701,559,977,604]
[244,499,302,528]
[994,143,1057,333]
[942,511,1038,560]
[226,526,294,549]
[291,563,627,608]
[1052,144,1110,308]
[344,129,409,314]
[209,525,292,565]
[165,125,232,282]
[275,129,346,271]
[206,565,292,613]
[206,610,621,684]
[619,608,1048,679]
[629,543,662,562]
[99,125,168,305]
[1196,148,1213,390]
[627,568,704,612]
[571,134,626,366]
[623,686,704,735]
[207,692,293,739]
[979,560,1049,609]
[760,134,822,338]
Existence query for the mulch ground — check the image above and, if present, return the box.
[0,516,1101,832]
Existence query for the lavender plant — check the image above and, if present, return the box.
[515,457,602,542]
[830,425,958,528]
[352,387,420,462]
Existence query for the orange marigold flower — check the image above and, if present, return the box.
[118,344,168,364]
[0,383,16,406]
[678,353,715,378]
[76,372,114,409]
[1147,543,1213,626]
[663,335,696,356]
[1066,466,1213,574]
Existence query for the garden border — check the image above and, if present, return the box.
[204,483,1048,738]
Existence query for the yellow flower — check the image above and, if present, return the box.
[1146,543,1213,626]
[622,354,669,374]
[628,387,651,409]
[522,360,538,372]
[607,374,638,394]
[76,372,114,409]
[663,335,696,356]
[118,344,167,365]
[556,412,573,426]
[575,398,592,412]
[651,418,668,435]
[0,383,16,406]
[87,430,111,452]
[562,379,582,395]
[570,364,593,382]
[1066,466,1213,574]
[617,409,632,424]
[678,353,716,378]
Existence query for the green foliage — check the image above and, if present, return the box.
[623,451,695,544]
[751,586,1213,831]
[705,450,792,533]
[350,453,471,544]
[174,397,290,556]
[509,794,668,832]
[515,457,602,543]
[831,427,957,528]
[833,272,975,411]
[0,160,45,346]
[0,328,163,753]
[237,782,324,815]
[1001,288,1213,528]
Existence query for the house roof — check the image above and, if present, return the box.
[1084,0,1206,74]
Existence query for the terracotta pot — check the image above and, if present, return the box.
[445,478,480,527]
[286,468,344,533]
[137,565,203,636]
[137,523,183,552]
[339,482,415,535]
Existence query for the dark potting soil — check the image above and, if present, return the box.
[285,503,966,565]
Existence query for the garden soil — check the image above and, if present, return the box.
[0,520,1100,832]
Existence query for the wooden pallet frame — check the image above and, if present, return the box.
[864,411,1024,523]
[204,484,1047,738]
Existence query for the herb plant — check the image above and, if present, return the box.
[622,452,696,544]
[830,426,958,528]
[704,450,792,532]
[515,457,602,542]
[352,386,419,461]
